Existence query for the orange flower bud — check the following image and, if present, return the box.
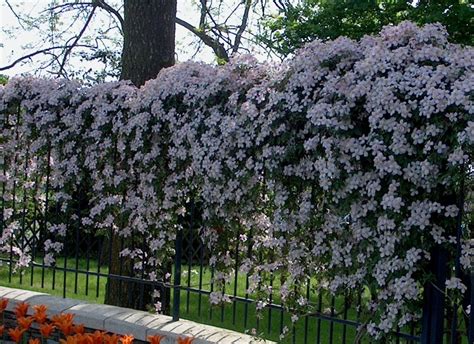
[17,316,34,330]
[14,302,29,318]
[0,298,8,313]
[33,304,48,324]
[8,327,27,343]
[40,323,56,338]
[120,335,134,344]
[147,334,165,344]
[177,337,195,344]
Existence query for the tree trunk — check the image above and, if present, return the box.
[105,0,177,311]
[120,0,177,87]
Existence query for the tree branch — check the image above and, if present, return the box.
[44,1,124,33]
[94,0,124,32]
[199,0,207,29]
[57,6,97,77]
[0,44,94,71]
[233,0,252,54]
[5,0,27,30]
[273,0,288,12]
[175,17,229,62]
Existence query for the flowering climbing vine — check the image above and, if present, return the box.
[1,22,472,339]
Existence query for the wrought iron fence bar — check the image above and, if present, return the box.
[267,272,274,335]
[29,175,39,287]
[96,238,103,298]
[220,285,225,323]
[85,244,91,297]
[291,321,296,344]
[232,227,240,326]
[342,294,348,344]
[469,239,474,343]
[197,228,205,317]
[9,144,17,284]
[304,281,310,344]
[316,292,323,344]
[41,142,52,290]
[106,218,114,302]
[209,267,215,320]
[19,147,30,287]
[329,295,335,343]
[279,307,284,338]
[185,231,192,314]
[118,235,125,306]
[256,250,264,334]
[139,232,147,311]
[73,227,78,295]
[243,227,253,329]
[172,227,183,321]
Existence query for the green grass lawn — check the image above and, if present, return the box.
[0,257,422,343]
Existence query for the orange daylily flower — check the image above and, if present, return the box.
[52,313,75,336]
[74,324,85,335]
[14,302,29,318]
[33,311,48,324]
[177,337,195,344]
[147,334,165,344]
[120,335,134,344]
[57,321,75,336]
[104,334,120,344]
[33,304,48,324]
[33,304,48,312]
[82,333,94,344]
[29,339,41,344]
[52,313,75,325]
[60,335,80,344]
[65,334,93,344]
[8,327,27,343]
[17,316,34,330]
[0,298,8,313]
[90,330,107,344]
[39,323,56,338]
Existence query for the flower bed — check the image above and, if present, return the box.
[0,298,194,344]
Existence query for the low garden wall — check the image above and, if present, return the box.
[0,286,273,344]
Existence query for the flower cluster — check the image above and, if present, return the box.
[1,21,472,338]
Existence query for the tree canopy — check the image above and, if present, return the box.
[260,0,473,56]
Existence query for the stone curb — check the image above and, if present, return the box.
[0,286,276,344]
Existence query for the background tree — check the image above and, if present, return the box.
[0,0,276,81]
[103,0,177,311]
[120,0,176,86]
[1,0,279,313]
[260,0,473,56]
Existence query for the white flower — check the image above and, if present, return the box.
[448,148,468,166]
[445,277,467,294]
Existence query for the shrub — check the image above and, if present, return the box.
[1,21,472,339]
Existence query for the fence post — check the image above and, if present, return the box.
[469,241,474,344]
[421,245,447,344]
[172,228,183,321]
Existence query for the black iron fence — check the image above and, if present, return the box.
[0,147,472,344]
